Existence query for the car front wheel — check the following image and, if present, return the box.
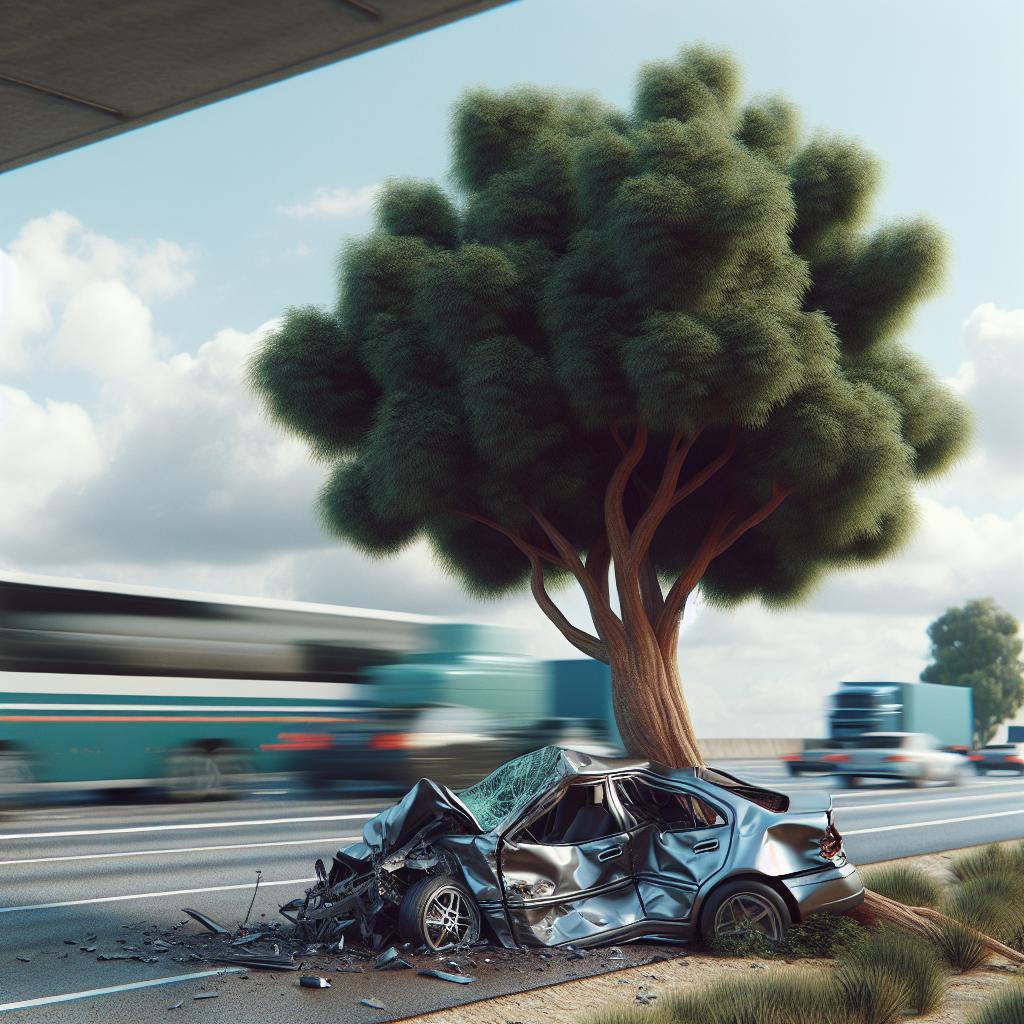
[399,875,481,951]
[700,879,791,944]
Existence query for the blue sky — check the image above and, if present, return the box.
[2,0,1023,735]
[2,0,1021,392]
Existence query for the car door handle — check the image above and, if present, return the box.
[597,845,624,862]
[693,839,719,854]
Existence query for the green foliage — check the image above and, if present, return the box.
[252,44,970,606]
[861,864,942,909]
[708,913,867,959]
[835,928,948,1015]
[661,972,851,1024]
[966,980,1024,1024]
[921,600,1024,745]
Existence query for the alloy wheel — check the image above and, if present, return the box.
[422,885,477,950]
[712,892,784,941]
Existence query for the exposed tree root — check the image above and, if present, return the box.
[851,888,1024,967]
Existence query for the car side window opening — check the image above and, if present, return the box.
[615,778,724,831]
[512,782,622,845]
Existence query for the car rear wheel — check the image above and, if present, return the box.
[700,879,791,944]
[399,875,481,951]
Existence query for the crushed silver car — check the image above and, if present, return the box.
[283,746,863,950]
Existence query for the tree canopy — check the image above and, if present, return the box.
[251,44,969,667]
[921,599,1024,746]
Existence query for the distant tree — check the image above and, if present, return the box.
[251,45,970,768]
[922,599,1024,746]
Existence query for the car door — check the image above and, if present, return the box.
[498,780,645,945]
[613,776,729,923]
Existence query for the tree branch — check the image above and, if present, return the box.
[531,509,624,646]
[655,503,736,656]
[456,511,608,661]
[629,430,700,568]
[669,427,737,511]
[714,481,794,557]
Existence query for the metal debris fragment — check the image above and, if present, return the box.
[181,908,230,936]
[360,997,387,1009]
[229,933,264,946]
[212,952,299,971]
[299,975,332,989]
[373,946,399,970]
[168,1001,183,1010]
[193,991,219,1000]
[418,968,477,984]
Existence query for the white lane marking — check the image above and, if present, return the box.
[0,877,317,914]
[0,703,354,712]
[0,812,375,841]
[251,789,288,795]
[0,968,246,1013]
[0,835,360,866]
[845,808,1024,835]
[835,790,1024,814]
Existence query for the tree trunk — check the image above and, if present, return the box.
[610,634,703,768]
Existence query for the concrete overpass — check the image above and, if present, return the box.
[0,0,509,174]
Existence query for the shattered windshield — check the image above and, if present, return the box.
[457,745,565,831]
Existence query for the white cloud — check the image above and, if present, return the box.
[0,212,194,375]
[278,183,381,219]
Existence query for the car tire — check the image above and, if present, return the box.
[399,874,481,951]
[699,879,792,944]
[162,748,222,801]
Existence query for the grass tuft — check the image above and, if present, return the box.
[835,927,947,1015]
[862,863,942,908]
[965,979,1024,1024]
[661,972,852,1024]
[950,842,1024,883]
[933,918,991,972]
[941,874,1024,943]
[835,963,913,1024]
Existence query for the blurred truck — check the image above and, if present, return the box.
[827,681,973,748]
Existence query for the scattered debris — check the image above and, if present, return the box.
[63,939,77,945]
[16,956,31,963]
[373,946,400,970]
[192,991,219,1000]
[299,975,332,989]
[168,1001,183,1010]
[229,933,264,947]
[181,909,230,936]
[211,953,298,971]
[608,947,625,960]
[81,946,97,953]
[418,968,477,984]
[360,997,387,1009]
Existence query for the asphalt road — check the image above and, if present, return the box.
[1,762,1023,1022]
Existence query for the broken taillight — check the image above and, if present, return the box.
[822,753,850,763]
[820,822,844,862]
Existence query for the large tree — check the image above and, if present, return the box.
[251,45,969,768]
[922,599,1024,746]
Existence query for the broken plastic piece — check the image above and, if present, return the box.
[360,997,387,1009]
[418,969,477,984]
[299,975,331,989]
[169,1000,183,1010]
[193,991,219,1000]
[230,933,264,946]
[181,908,230,936]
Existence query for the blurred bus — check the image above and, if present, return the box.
[0,573,439,800]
